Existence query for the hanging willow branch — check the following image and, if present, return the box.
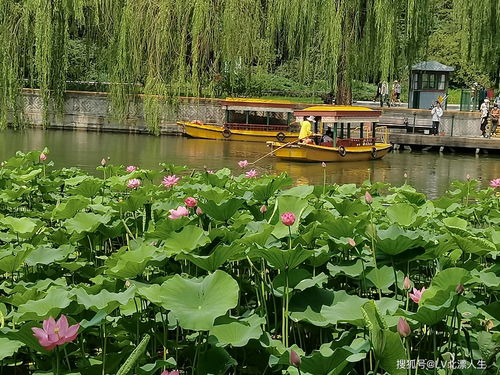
[0,0,497,130]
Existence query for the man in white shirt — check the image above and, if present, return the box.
[480,99,489,137]
[431,101,443,135]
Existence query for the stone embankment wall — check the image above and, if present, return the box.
[17,89,482,137]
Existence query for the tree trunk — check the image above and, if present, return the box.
[336,50,352,105]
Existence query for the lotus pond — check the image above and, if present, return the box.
[0,150,499,375]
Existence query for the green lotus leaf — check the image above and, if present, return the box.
[451,235,496,256]
[67,178,103,197]
[279,185,314,198]
[51,196,90,220]
[235,222,275,247]
[385,203,416,226]
[271,195,311,238]
[176,243,245,272]
[290,287,334,327]
[366,266,397,290]
[289,347,355,375]
[0,244,34,273]
[16,287,72,321]
[196,346,237,375]
[397,190,427,206]
[443,216,468,230]
[318,217,358,239]
[252,175,292,202]
[13,168,42,182]
[327,198,368,217]
[321,292,369,326]
[197,198,244,222]
[0,216,37,235]
[470,269,500,289]
[105,243,159,278]
[25,245,73,266]
[73,286,136,313]
[162,226,210,256]
[210,315,264,347]
[157,270,239,331]
[327,260,365,278]
[376,225,425,255]
[249,246,313,270]
[65,212,111,234]
[336,183,359,196]
[0,337,24,360]
[362,300,405,375]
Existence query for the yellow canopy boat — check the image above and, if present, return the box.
[268,106,392,162]
[178,98,298,142]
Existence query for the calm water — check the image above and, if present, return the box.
[1,128,499,197]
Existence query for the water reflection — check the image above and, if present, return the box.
[1,128,499,197]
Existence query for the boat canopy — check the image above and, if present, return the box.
[294,106,382,123]
[222,98,295,113]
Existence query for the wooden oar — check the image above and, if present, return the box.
[250,137,305,165]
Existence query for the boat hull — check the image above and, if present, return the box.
[179,121,298,143]
[270,142,392,162]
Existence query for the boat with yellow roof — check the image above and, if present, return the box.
[177,98,299,142]
[268,105,392,162]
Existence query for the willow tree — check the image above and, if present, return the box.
[0,0,498,132]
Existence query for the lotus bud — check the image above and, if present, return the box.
[196,207,203,216]
[281,212,296,226]
[290,350,301,368]
[39,152,47,162]
[466,174,470,181]
[403,276,411,290]
[364,191,373,204]
[101,158,107,166]
[484,319,494,332]
[455,284,464,295]
[397,317,411,337]
[404,172,408,179]
[184,197,197,207]
[260,205,267,213]
[348,238,356,247]
[321,162,326,168]
[125,280,132,288]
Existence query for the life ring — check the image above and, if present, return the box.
[338,145,347,157]
[276,132,286,142]
[371,147,377,159]
[222,128,232,138]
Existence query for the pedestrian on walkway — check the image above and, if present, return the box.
[379,81,389,107]
[430,101,443,135]
[392,80,401,106]
[490,103,499,137]
[480,98,489,137]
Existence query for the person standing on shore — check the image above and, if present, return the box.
[431,101,443,135]
[392,80,401,106]
[380,81,389,107]
[480,98,489,137]
[490,103,499,137]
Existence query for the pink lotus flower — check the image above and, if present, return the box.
[348,238,356,247]
[245,169,258,178]
[126,165,137,173]
[290,350,301,368]
[184,197,197,207]
[32,315,80,350]
[100,158,107,166]
[281,212,296,226]
[207,170,215,174]
[39,152,47,162]
[168,206,189,220]
[196,207,203,216]
[260,205,267,213]
[127,179,141,189]
[364,191,373,204]
[162,175,180,188]
[409,287,426,304]
[397,317,411,337]
[490,178,500,188]
[161,370,180,375]
[403,276,411,290]
[238,160,249,168]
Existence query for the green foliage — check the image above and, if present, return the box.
[0,149,498,373]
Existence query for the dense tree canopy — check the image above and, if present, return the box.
[0,0,498,131]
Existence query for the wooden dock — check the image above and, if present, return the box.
[388,134,500,153]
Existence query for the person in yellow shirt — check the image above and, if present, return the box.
[299,116,314,142]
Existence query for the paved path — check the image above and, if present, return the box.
[389,133,500,152]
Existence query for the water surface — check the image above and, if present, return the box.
[1,128,499,197]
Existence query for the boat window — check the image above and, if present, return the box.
[227,110,290,125]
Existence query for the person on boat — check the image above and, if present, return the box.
[299,116,314,143]
[320,128,334,146]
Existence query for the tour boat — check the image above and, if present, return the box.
[267,106,392,162]
[178,98,298,142]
